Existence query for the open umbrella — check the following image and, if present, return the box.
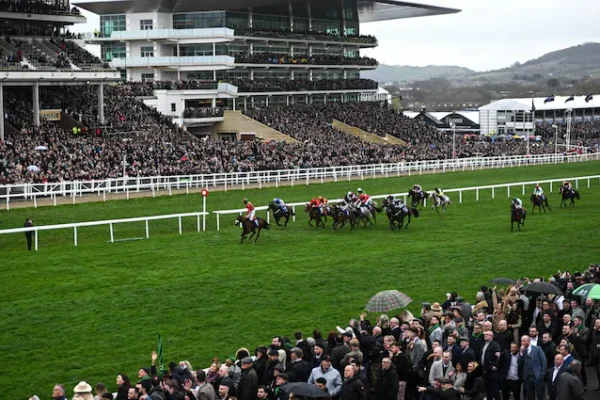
[489,277,517,285]
[280,382,331,398]
[522,282,563,295]
[571,283,600,299]
[26,165,40,172]
[35,145,48,151]
[365,290,412,312]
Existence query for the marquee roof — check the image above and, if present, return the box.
[479,95,600,112]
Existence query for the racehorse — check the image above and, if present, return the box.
[529,194,551,214]
[365,202,383,224]
[510,206,526,232]
[267,201,294,227]
[235,215,269,244]
[305,204,327,228]
[352,206,375,227]
[382,198,420,230]
[408,189,429,209]
[559,186,580,207]
[330,205,356,231]
[428,191,452,215]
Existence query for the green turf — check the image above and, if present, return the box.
[1,161,599,399]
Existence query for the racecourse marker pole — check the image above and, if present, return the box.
[459,190,463,203]
[492,187,495,199]
[178,216,182,234]
[292,206,296,222]
[201,189,209,232]
[109,223,114,243]
[34,230,38,251]
[146,220,150,238]
[476,188,479,201]
[74,227,78,246]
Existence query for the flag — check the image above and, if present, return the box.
[544,95,555,103]
[157,334,165,376]
[585,94,594,102]
[565,94,575,103]
[531,99,536,112]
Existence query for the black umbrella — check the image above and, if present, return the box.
[280,382,331,398]
[522,281,563,295]
[489,277,517,285]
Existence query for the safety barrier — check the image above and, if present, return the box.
[212,175,600,230]
[1,152,599,210]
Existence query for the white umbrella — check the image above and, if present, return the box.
[35,145,48,151]
[27,165,40,172]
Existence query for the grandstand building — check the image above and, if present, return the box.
[0,0,120,141]
[77,0,459,129]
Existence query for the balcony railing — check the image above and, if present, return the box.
[111,55,234,68]
[86,28,234,41]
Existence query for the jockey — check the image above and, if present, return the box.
[359,191,373,208]
[273,197,287,213]
[563,181,573,194]
[344,191,357,206]
[435,187,444,197]
[533,184,544,200]
[413,184,423,198]
[243,198,258,226]
[318,196,328,215]
[512,197,523,210]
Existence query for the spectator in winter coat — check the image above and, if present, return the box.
[375,358,399,400]
[339,365,367,400]
[308,356,342,397]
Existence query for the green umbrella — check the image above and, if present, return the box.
[571,283,600,299]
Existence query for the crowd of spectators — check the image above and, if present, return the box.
[234,27,377,44]
[2,83,600,184]
[235,52,378,66]
[183,107,224,119]
[55,39,106,67]
[232,78,378,92]
[0,0,80,14]
[29,263,600,400]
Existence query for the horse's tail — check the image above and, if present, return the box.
[576,191,581,200]
[411,208,420,218]
[374,205,383,213]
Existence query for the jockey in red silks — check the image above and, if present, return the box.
[243,198,258,226]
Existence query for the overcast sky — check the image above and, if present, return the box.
[72,0,599,71]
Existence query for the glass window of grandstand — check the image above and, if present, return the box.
[344,49,359,58]
[141,73,154,81]
[180,44,214,57]
[100,15,126,37]
[101,43,126,61]
[345,93,359,103]
[268,96,288,106]
[173,12,225,29]
[141,46,154,57]
[187,71,214,80]
[140,19,154,30]
[253,96,267,108]
[252,13,290,32]
[171,103,176,112]
[291,96,308,105]
[294,71,309,81]
[327,94,342,103]
[225,12,249,30]
[312,95,325,104]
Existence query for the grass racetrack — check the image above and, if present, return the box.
[1,161,600,399]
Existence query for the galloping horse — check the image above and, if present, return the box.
[428,191,452,215]
[382,198,420,230]
[530,194,551,214]
[365,202,383,224]
[330,205,356,231]
[559,186,580,207]
[305,204,327,227]
[510,206,526,232]
[235,215,269,244]
[408,189,429,209]
[352,206,375,227]
[268,201,294,227]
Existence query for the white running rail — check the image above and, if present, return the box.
[212,175,600,230]
[1,152,599,210]
[0,211,209,251]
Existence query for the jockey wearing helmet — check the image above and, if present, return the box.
[435,187,444,197]
[243,198,259,226]
[512,197,523,210]
[318,196,328,215]
[413,184,423,199]
[533,184,544,200]
[273,197,287,213]
[358,188,373,208]
[563,181,573,194]
[345,191,357,206]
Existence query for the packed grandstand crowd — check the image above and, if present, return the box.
[35,264,599,400]
[233,28,378,44]
[234,53,378,66]
[1,82,598,184]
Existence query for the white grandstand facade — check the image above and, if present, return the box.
[76,0,459,128]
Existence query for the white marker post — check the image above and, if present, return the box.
[201,188,209,231]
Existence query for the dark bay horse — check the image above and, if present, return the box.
[268,201,294,227]
[330,205,356,231]
[559,187,580,207]
[235,215,269,244]
[305,204,327,227]
[382,199,419,230]
[530,194,551,214]
[511,206,526,232]
[408,189,429,209]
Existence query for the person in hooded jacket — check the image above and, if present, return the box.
[459,362,485,400]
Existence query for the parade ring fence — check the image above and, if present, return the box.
[212,175,600,231]
[0,176,597,249]
[0,152,599,210]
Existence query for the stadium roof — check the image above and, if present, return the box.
[479,95,600,112]
[74,0,460,23]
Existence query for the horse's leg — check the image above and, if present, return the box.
[248,230,256,241]
[253,227,261,243]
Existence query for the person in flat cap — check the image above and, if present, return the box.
[236,357,258,400]
[264,350,282,387]
[273,373,290,400]
[458,337,476,368]
[287,347,311,382]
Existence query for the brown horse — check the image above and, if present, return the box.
[530,194,551,214]
[305,204,327,228]
[235,215,269,244]
[559,186,580,207]
[511,206,526,232]
[330,205,356,231]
